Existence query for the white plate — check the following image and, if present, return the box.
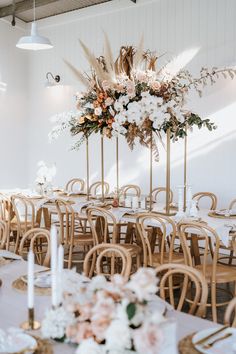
[215,209,236,216]
[21,270,51,288]
[0,333,37,353]
[192,327,236,353]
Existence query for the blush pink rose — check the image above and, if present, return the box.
[133,322,164,354]
[126,81,136,98]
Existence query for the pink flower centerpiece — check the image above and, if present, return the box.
[41,268,177,354]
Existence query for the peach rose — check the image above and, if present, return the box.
[105,97,114,107]
[150,81,161,91]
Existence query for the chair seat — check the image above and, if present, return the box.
[10,221,40,231]
[97,243,141,257]
[195,264,236,283]
[119,243,141,256]
[73,234,94,246]
[151,252,185,267]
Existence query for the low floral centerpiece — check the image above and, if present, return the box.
[35,160,56,195]
[49,34,236,156]
[41,268,177,354]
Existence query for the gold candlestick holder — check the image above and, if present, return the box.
[20,308,40,331]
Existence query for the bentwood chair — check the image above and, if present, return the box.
[89,181,110,197]
[152,187,173,204]
[136,213,185,267]
[87,206,141,272]
[0,220,8,249]
[192,192,217,210]
[11,195,40,254]
[156,263,208,317]
[56,199,93,268]
[224,297,236,327]
[0,194,12,250]
[120,184,141,198]
[65,178,85,194]
[19,228,51,267]
[178,221,236,322]
[83,243,132,279]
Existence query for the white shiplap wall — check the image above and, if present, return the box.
[0,19,29,188]
[23,0,236,206]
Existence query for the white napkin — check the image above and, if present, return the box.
[0,250,22,260]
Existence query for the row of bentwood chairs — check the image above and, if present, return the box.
[1,188,236,322]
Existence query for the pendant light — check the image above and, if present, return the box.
[16,0,53,50]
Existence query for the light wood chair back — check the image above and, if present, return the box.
[11,195,38,253]
[55,199,75,245]
[156,263,208,317]
[65,178,85,193]
[0,220,8,249]
[87,206,118,244]
[19,228,50,267]
[152,187,173,203]
[0,194,12,250]
[229,199,236,210]
[120,184,141,198]
[224,297,236,327]
[192,192,217,210]
[0,193,12,223]
[83,243,132,279]
[136,213,178,267]
[89,181,110,196]
[12,195,37,231]
[178,221,220,278]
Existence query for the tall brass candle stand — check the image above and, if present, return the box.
[101,136,105,203]
[86,136,90,201]
[183,127,188,211]
[149,132,153,212]
[21,308,40,331]
[116,136,119,192]
[165,129,176,216]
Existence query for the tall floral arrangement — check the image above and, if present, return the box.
[49,35,236,155]
[41,268,176,354]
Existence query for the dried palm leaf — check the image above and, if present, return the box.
[133,35,144,70]
[103,32,116,82]
[64,59,91,89]
[158,47,200,81]
[79,39,109,82]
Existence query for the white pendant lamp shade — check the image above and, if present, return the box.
[16,22,53,50]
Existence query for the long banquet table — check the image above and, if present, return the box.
[0,260,221,353]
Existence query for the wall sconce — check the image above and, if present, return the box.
[45,72,61,87]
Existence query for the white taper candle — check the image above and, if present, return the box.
[27,250,34,309]
[57,245,64,305]
[50,225,58,307]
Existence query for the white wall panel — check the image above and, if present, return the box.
[5,0,236,206]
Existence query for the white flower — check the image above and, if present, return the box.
[156,97,163,106]
[76,338,104,354]
[114,112,127,125]
[126,268,158,302]
[105,320,132,351]
[41,307,74,339]
[114,101,124,112]
[118,95,129,106]
[88,275,108,292]
[164,113,171,121]
[141,91,151,99]
[94,107,102,116]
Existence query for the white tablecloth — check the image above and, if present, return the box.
[0,260,220,353]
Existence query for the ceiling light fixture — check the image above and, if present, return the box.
[45,72,61,87]
[16,0,53,50]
